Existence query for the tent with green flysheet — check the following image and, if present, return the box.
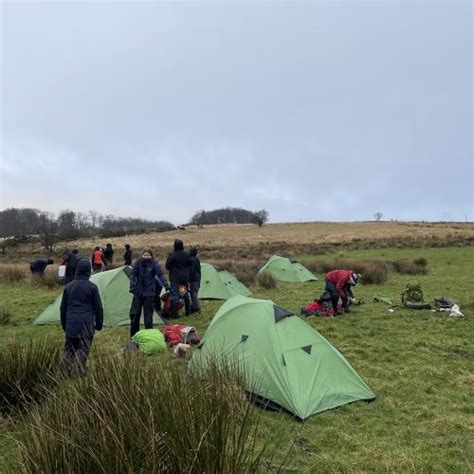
[199,263,252,300]
[258,255,317,282]
[35,266,164,326]
[188,295,374,419]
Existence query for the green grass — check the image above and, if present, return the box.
[1,246,473,471]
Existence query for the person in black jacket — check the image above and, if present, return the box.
[103,243,114,268]
[165,239,193,316]
[123,244,132,266]
[63,249,78,284]
[30,258,54,277]
[129,249,169,337]
[60,259,103,376]
[188,247,201,314]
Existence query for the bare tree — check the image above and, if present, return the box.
[373,212,383,222]
[38,220,60,255]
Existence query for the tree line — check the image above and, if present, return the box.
[0,208,175,240]
[189,208,269,227]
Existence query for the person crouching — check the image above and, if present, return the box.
[324,270,361,315]
[60,259,103,376]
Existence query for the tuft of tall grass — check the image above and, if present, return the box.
[306,259,390,285]
[391,258,429,275]
[30,268,61,289]
[0,307,13,325]
[0,338,62,416]
[256,272,278,289]
[0,264,26,283]
[15,354,287,473]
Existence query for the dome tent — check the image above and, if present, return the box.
[35,266,164,326]
[198,263,251,300]
[258,255,317,282]
[188,295,375,420]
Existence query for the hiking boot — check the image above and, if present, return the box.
[336,309,343,316]
[344,307,352,313]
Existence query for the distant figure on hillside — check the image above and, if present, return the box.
[188,247,201,314]
[166,239,193,316]
[92,247,104,273]
[103,243,114,268]
[129,249,169,337]
[30,258,54,277]
[60,259,103,376]
[62,248,78,284]
[123,244,132,266]
[324,270,361,315]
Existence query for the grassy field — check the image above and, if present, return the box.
[0,228,473,471]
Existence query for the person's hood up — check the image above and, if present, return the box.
[189,247,198,257]
[174,239,184,251]
[75,259,91,280]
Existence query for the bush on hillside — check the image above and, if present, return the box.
[256,272,278,289]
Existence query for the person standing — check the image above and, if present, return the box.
[123,244,132,266]
[129,249,169,337]
[30,258,54,277]
[188,247,201,314]
[63,248,78,284]
[92,246,104,273]
[103,243,114,268]
[324,270,361,315]
[165,239,193,316]
[60,259,103,376]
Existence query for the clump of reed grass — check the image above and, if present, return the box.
[256,272,278,289]
[14,354,287,473]
[0,263,26,283]
[0,338,62,416]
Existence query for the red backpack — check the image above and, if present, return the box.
[161,325,200,347]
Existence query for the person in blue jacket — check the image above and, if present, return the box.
[60,259,103,376]
[129,249,169,337]
[30,258,54,277]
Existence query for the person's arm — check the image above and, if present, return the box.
[336,280,346,298]
[129,260,139,292]
[60,288,68,331]
[155,262,170,290]
[92,285,104,330]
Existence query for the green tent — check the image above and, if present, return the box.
[199,263,252,300]
[35,266,163,326]
[258,255,317,282]
[188,295,374,419]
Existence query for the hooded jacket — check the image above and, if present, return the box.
[325,270,355,298]
[165,240,193,284]
[30,258,53,275]
[60,259,104,337]
[129,257,168,297]
[189,247,201,283]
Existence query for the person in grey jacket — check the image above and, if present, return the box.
[60,259,103,375]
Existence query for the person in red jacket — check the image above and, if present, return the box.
[324,270,361,315]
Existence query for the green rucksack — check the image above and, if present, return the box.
[401,282,431,309]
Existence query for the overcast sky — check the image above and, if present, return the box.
[1,1,472,224]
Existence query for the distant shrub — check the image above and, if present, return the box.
[256,272,278,289]
[306,259,389,285]
[391,258,428,275]
[0,264,26,283]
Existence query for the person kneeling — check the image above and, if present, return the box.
[324,270,361,315]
